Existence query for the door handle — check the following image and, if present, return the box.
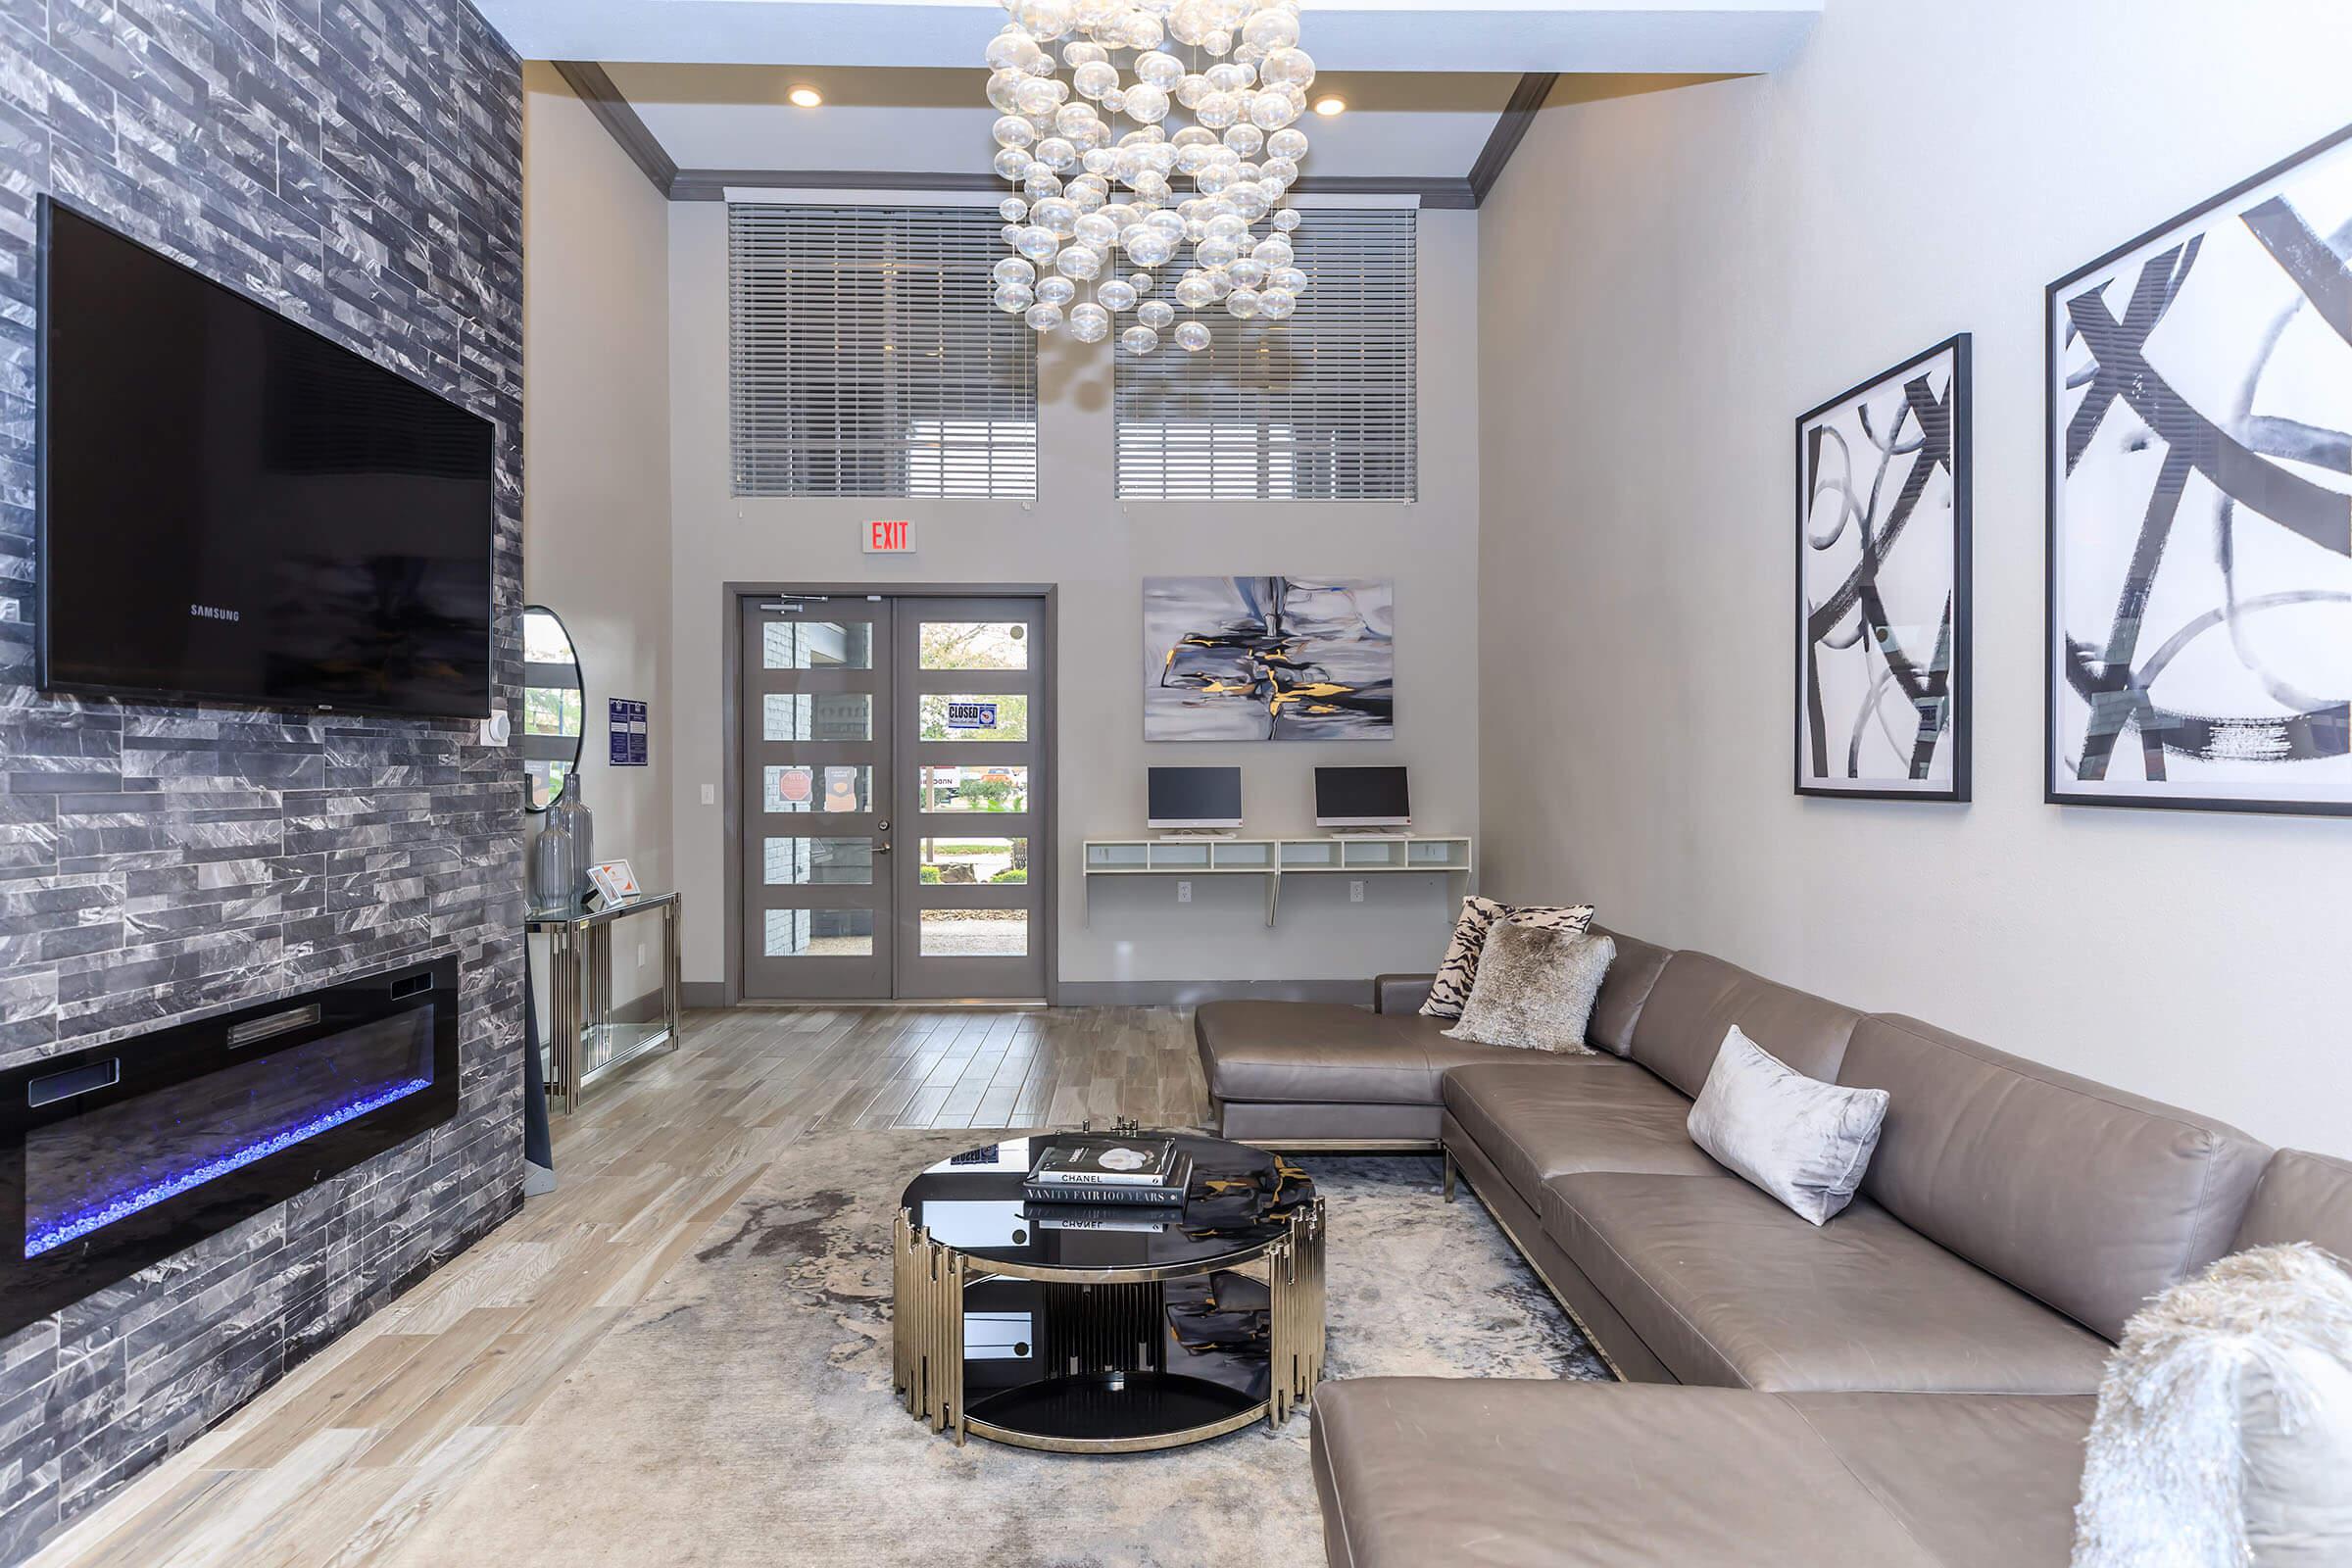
[875,842,892,854]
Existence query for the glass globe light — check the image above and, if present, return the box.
[1227,256,1268,288]
[1196,163,1234,196]
[1257,287,1295,319]
[1073,212,1118,249]
[1068,302,1112,342]
[1175,72,1210,108]
[1122,324,1160,355]
[1014,0,1075,37]
[1000,222,1022,246]
[1031,196,1079,237]
[1202,27,1231,55]
[1134,49,1184,87]
[1266,126,1308,161]
[1129,170,1171,203]
[1124,12,1163,49]
[1196,90,1239,129]
[995,283,1035,314]
[1123,83,1170,123]
[1100,86,1126,114]
[1250,90,1298,129]
[1175,319,1213,352]
[1241,6,1298,50]
[993,146,1031,181]
[1203,267,1234,299]
[1230,186,1269,222]
[985,29,1045,73]
[1055,100,1099,135]
[1223,122,1265,156]
[1262,156,1298,187]
[1205,62,1249,92]
[1196,235,1240,269]
[1034,136,1078,172]
[1259,46,1313,87]
[1017,224,1061,262]
[1026,301,1066,333]
[1125,226,1177,267]
[1204,213,1249,243]
[987,68,1028,112]
[1272,206,1301,232]
[1171,123,1216,148]
[1269,265,1307,294]
[1055,242,1103,279]
[1022,170,1063,202]
[1250,234,1292,269]
[994,256,1037,286]
[1014,75,1064,116]
[1138,298,1175,328]
[1081,148,1118,179]
[1068,179,1108,213]
[994,115,1038,150]
[999,197,1031,223]
[1174,272,1215,309]
[1225,285,1262,318]
[1143,140,1179,173]
[1130,270,1155,293]
[1097,277,1138,312]
[1065,37,1108,63]
[1036,274,1077,306]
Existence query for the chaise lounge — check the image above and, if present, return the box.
[1195,930,2351,1565]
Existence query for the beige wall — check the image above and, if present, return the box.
[522,64,676,1010]
[665,203,1481,994]
[1477,0,2352,1154]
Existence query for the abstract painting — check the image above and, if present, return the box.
[2048,122,2352,815]
[1796,335,1972,800]
[1143,576,1396,741]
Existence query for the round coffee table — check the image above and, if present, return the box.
[892,1130,1325,1452]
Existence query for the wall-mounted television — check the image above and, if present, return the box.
[1315,765,1411,828]
[36,197,497,719]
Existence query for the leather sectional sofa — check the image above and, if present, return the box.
[1191,927,2352,1566]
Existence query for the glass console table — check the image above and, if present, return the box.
[524,891,682,1115]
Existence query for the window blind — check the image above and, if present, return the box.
[1114,209,1417,502]
[730,205,1038,499]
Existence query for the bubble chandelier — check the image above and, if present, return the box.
[982,0,1315,355]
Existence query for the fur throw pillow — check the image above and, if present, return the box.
[1419,896,1594,1020]
[2073,1243,2352,1568]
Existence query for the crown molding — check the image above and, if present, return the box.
[551,61,676,195]
[1467,73,1558,205]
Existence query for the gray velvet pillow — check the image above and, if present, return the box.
[1686,1026,1889,1225]
[1441,925,1616,1054]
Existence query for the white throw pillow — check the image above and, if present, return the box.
[1685,1026,1888,1226]
[2074,1243,2352,1568]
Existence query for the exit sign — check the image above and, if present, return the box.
[862,519,913,554]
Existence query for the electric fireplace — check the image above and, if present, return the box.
[0,956,461,1336]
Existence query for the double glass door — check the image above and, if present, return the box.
[742,593,1047,1002]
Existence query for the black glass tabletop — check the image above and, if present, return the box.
[899,1130,1313,1276]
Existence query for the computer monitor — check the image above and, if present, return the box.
[1148,766,1244,829]
[1314,766,1411,828]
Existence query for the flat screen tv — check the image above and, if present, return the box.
[1314,765,1410,828]
[1147,766,1244,830]
[36,197,496,718]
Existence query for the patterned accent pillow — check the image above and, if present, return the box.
[1420,896,1595,1019]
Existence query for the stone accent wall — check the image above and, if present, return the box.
[0,1,524,1557]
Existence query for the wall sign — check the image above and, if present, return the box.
[946,701,999,731]
[861,519,913,554]
[608,698,649,766]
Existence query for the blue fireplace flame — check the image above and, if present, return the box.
[24,1075,434,1259]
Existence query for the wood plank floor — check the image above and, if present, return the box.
[28,1004,1208,1568]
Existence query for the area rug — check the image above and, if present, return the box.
[386,1130,1607,1567]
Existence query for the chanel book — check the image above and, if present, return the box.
[1024,1147,1189,1207]
[1028,1135,1177,1187]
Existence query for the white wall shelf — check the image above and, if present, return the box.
[1081,836,1474,926]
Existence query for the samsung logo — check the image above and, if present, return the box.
[189,604,240,622]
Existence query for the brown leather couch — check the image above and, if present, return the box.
[1191,931,2346,1565]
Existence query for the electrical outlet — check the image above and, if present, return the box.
[1349,880,1365,904]
[636,941,648,968]
[1176,880,1192,905]
[701,783,716,806]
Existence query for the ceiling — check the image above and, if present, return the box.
[602,64,1527,184]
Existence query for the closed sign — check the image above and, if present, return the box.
[947,701,998,730]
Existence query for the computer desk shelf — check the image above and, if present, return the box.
[1080,836,1474,926]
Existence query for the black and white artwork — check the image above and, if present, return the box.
[1143,576,1395,741]
[1796,336,1972,800]
[2048,122,2352,815]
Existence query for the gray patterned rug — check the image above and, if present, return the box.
[387,1130,1607,1567]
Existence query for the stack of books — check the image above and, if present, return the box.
[1023,1133,1191,1207]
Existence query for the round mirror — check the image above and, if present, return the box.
[521,605,584,811]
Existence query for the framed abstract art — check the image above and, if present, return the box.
[1795,334,1972,801]
[1142,576,1396,741]
[2046,122,2352,815]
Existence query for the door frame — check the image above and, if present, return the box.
[720,581,1059,1007]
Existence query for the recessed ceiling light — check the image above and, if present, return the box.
[787,85,823,108]
[1312,96,1346,117]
